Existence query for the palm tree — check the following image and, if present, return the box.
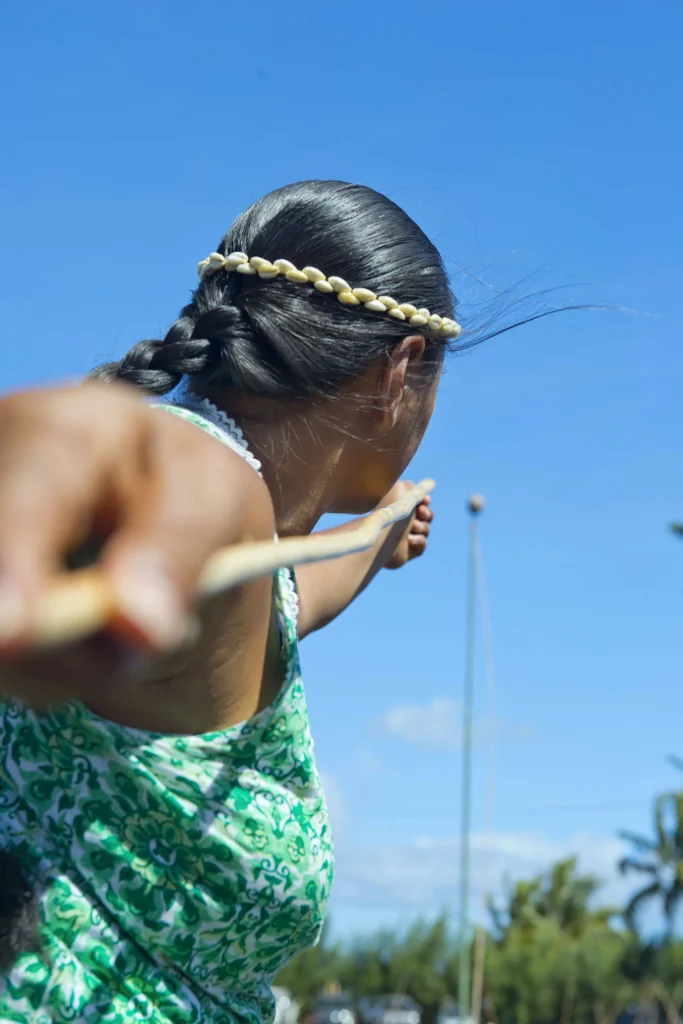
[538,858,612,934]
[619,791,683,933]
[489,857,614,940]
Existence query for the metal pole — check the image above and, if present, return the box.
[459,495,485,1021]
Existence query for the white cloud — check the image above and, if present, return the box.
[330,830,632,918]
[379,697,533,749]
[382,697,459,748]
[317,779,668,939]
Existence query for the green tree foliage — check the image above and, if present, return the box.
[276,784,683,1024]
[619,792,683,932]
[385,918,450,1021]
[486,860,633,1024]
[489,857,617,940]
[275,898,651,1024]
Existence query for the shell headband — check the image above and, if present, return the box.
[197,251,461,339]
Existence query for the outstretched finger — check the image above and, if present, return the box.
[407,534,427,556]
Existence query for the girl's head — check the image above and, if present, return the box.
[94,180,458,510]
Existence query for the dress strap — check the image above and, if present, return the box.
[151,387,262,475]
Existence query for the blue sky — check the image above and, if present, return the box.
[1,1,681,937]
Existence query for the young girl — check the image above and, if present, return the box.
[0,180,458,1022]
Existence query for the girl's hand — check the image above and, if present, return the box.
[381,481,433,570]
[295,480,434,638]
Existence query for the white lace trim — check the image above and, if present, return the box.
[161,387,262,475]
[280,568,300,627]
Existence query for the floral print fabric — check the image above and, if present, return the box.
[0,402,333,1023]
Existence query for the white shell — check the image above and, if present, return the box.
[226,252,248,267]
[196,251,455,332]
[328,276,351,293]
[286,269,309,283]
[352,287,376,302]
[442,321,461,337]
[258,264,280,279]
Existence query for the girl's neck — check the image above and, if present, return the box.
[194,387,348,537]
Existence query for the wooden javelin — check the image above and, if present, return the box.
[31,478,436,649]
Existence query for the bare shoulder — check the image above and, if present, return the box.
[146,401,276,548]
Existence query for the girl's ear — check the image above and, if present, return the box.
[377,335,426,428]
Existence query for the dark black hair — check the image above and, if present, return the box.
[91,180,457,397]
[0,851,42,971]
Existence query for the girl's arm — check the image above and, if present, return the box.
[295,482,433,639]
[0,383,276,731]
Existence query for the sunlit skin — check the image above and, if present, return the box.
[0,335,439,733]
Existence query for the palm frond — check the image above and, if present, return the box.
[618,857,659,877]
[624,882,662,929]
[664,882,683,922]
[673,793,683,851]
[654,793,678,859]
[619,830,658,854]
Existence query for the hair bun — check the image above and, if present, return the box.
[190,305,251,347]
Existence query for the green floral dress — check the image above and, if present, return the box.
[0,395,334,1023]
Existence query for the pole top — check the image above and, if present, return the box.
[468,493,485,516]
